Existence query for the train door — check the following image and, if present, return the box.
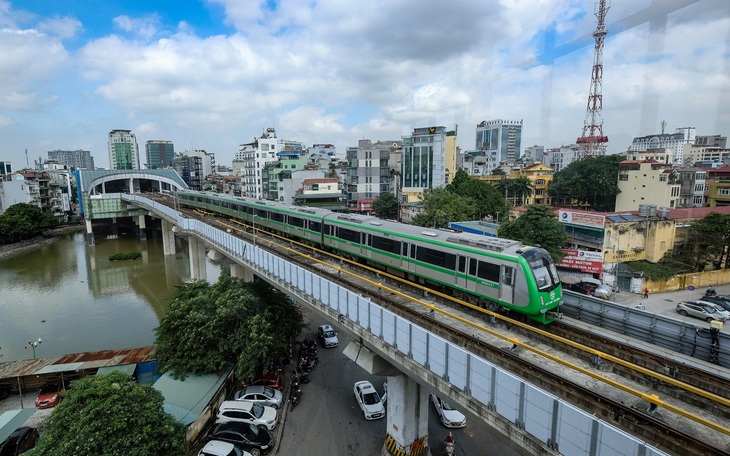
[499,266,515,304]
[455,256,468,291]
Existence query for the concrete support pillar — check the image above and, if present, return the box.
[161,220,176,256]
[136,215,147,240]
[231,263,255,282]
[85,219,95,245]
[382,374,431,456]
[110,217,118,238]
[188,236,207,282]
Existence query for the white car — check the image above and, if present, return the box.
[353,381,385,420]
[216,400,278,430]
[318,324,339,348]
[198,440,251,456]
[430,394,466,428]
[234,385,284,409]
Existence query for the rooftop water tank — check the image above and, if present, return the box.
[657,207,670,219]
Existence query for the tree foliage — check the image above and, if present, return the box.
[372,192,399,220]
[681,212,730,270]
[411,188,478,229]
[497,205,567,262]
[548,155,625,211]
[155,269,304,381]
[446,170,510,219]
[0,203,57,245]
[25,371,187,456]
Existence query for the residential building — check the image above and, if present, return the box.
[401,126,454,194]
[108,130,140,170]
[695,135,727,148]
[542,145,582,172]
[475,119,522,163]
[346,139,399,213]
[624,148,671,164]
[292,178,345,208]
[278,169,328,206]
[262,147,309,202]
[145,140,175,169]
[460,150,499,176]
[705,166,730,207]
[476,163,554,206]
[0,169,68,220]
[615,159,680,212]
[235,128,304,199]
[0,161,11,176]
[172,154,205,190]
[523,145,545,162]
[47,149,95,170]
[674,167,706,207]
[627,127,695,166]
[309,144,338,161]
[681,143,730,166]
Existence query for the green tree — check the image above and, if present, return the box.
[509,176,534,206]
[446,170,510,221]
[372,192,399,220]
[549,155,624,211]
[497,205,567,262]
[411,188,478,229]
[491,167,506,176]
[155,270,304,381]
[25,371,187,456]
[686,212,730,270]
[0,203,57,244]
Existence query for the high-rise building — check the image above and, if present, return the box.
[475,120,522,163]
[145,140,175,169]
[108,130,140,170]
[234,128,304,199]
[401,126,455,192]
[172,150,214,191]
[0,160,11,176]
[628,127,695,166]
[47,150,95,170]
[346,139,401,212]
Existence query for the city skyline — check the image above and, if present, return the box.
[0,0,727,169]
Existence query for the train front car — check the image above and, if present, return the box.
[517,247,563,324]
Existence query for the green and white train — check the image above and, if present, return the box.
[177,191,563,324]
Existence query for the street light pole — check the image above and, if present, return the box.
[252,214,258,247]
[25,338,42,359]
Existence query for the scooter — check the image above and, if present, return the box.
[443,441,455,456]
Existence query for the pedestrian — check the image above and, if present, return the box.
[643,288,649,299]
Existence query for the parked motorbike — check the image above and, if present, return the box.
[289,387,302,411]
[296,370,311,384]
[706,287,717,297]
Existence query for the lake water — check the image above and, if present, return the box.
[0,231,221,363]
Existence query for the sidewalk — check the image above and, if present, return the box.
[0,391,53,428]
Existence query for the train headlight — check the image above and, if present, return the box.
[540,296,545,306]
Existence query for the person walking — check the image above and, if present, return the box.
[643,288,649,299]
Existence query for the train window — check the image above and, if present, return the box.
[458,256,466,273]
[416,247,456,270]
[410,244,416,257]
[502,267,515,286]
[337,227,361,243]
[271,212,284,223]
[469,259,476,276]
[477,261,500,282]
[372,236,401,254]
[402,242,409,257]
[221,201,229,209]
[289,217,304,228]
[309,221,321,233]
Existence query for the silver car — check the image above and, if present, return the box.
[676,301,727,322]
[317,324,339,348]
[233,385,284,409]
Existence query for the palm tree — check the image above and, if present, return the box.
[510,177,534,206]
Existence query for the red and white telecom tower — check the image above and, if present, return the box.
[576,0,610,157]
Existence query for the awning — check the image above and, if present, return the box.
[580,277,603,286]
[560,276,581,285]
[0,409,36,443]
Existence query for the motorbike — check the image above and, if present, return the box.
[289,387,302,410]
[443,441,455,456]
[706,287,717,297]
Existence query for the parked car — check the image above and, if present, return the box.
[430,394,467,428]
[675,301,727,322]
[207,422,275,456]
[243,373,283,392]
[698,296,730,312]
[233,385,283,409]
[216,400,278,430]
[353,380,385,420]
[198,440,251,456]
[704,302,730,320]
[317,324,339,348]
[35,380,65,409]
[0,427,39,456]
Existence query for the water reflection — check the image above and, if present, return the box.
[0,231,221,362]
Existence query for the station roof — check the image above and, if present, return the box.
[76,169,188,193]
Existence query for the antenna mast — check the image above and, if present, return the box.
[576,0,610,157]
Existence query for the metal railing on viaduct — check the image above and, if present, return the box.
[123,193,670,456]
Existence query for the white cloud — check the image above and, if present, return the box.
[113,14,161,40]
[37,16,82,39]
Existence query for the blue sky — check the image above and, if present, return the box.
[0,0,728,169]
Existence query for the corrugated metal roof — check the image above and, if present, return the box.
[96,363,136,376]
[0,346,156,382]
[153,366,233,425]
[0,409,36,443]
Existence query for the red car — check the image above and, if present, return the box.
[35,381,64,409]
[243,373,283,391]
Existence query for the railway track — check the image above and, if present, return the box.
[149,193,730,455]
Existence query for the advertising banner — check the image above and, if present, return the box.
[559,248,603,274]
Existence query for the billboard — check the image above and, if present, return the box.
[559,249,603,275]
[558,210,605,228]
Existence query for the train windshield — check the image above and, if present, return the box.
[522,248,560,291]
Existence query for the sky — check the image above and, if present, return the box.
[0,0,728,169]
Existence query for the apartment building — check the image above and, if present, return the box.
[615,160,680,212]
